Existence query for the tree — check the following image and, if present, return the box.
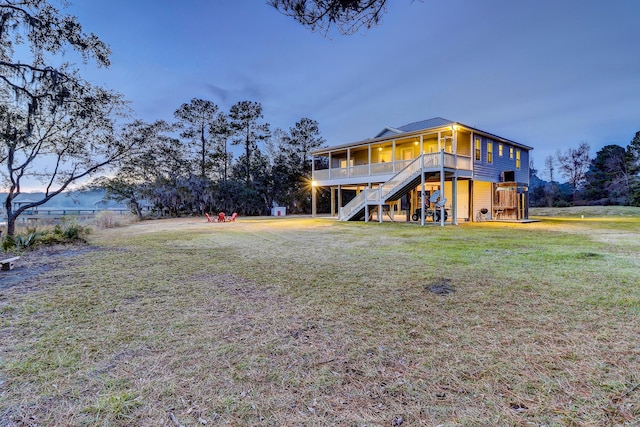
[0,0,125,236]
[544,155,556,182]
[557,142,591,203]
[1,83,129,236]
[174,98,219,178]
[540,155,560,207]
[210,112,232,182]
[584,145,630,204]
[0,1,110,81]
[231,150,272,215]
[628,131,640,172]
[228,101,270,186]
[267,118,326,213]
[284,117,325,174]
[91,120,183,219]
[269,0,388,35]
[625,131,640,205]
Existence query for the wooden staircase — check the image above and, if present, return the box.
[340,153,444,221]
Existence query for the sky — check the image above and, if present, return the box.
[62,0,640,178]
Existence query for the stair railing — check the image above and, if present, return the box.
[339,190,367,220]
[380,154,426,200]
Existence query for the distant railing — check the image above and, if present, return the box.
[3,208,131,220]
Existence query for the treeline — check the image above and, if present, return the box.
[93,99,328,218]
[530,132,640,207]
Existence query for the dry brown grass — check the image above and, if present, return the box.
[1,212,639,426]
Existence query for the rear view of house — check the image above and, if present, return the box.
[310,117,532,224]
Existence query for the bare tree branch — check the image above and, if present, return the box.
[269,0,389,35]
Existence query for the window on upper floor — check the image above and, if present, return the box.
[487,142,493,163]
[498,143,503,157]
[475,138,481,161]
[516,149,521,169]
[509,147,514,159]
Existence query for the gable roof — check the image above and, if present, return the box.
[311,117,532,155]
[396,117,455,133]
[374,117,454,138]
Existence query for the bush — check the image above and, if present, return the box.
[2,234,16,252]
[95,210,117,229]
[2,219,91,252]
[554,199,571,208]
[2,230,40,252]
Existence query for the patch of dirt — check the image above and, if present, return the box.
[0,244,99,291]
[426,278,455,294]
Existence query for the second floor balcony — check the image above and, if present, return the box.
[313,152,472,184]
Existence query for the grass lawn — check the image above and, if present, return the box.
[1,207,639,426]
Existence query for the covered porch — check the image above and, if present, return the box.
[311,125,472,187]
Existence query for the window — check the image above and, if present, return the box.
[516,149,521,169]
[509,147,514,159]
[379,152,391,163]
[498,143,503,157]
[487,142,493,163]
[475,138,481,161]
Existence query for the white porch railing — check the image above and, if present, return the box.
[314,169,330,180]
[350,164,369,177]
[370,162,394,175]
[315,152,472,182]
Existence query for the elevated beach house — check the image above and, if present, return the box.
[310,117,532,225]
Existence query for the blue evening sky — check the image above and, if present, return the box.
[67,0,640,174]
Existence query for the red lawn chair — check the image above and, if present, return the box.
[228,212,238,222]
[217,212,226,222]
[205,213,215,223]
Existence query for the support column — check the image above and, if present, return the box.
[364,188,369,223]
[392,140,396,173]
[312,185,317,218]
[452,176,458,225]
[452,124,458,154]
[379,185,383,223]
[420,155,426,227]
[440,150,445,227]
[338,185,342,215]
[330,187,336,217]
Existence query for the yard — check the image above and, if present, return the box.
[1,207,639,426]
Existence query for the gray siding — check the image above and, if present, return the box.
[472,134,529,183]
